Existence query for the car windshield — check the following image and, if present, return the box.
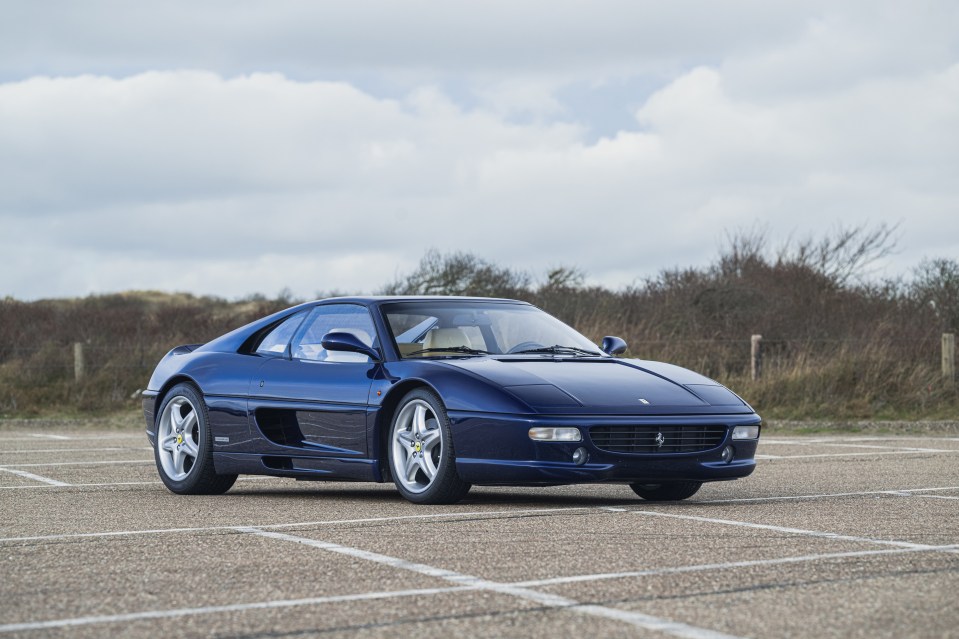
[382,301,604,359]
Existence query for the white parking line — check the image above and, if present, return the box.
[0,459,153,468]
[0,435,142,442]
[513,544,959,588]
[0,476,287,490]
[699,486,959,504]
[0,507,596,544]
[3,530,955,634]
[0,468,71,487]
[756,450,957,460]
[761,436,959,444]
[0,481,158,490]
[3,483,958,542]
[0,447,152,454]
[239,527,744,639]
[631,510,959,554]
[822,443,952,452]
[0,585,475,634]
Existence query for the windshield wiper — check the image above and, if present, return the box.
[511,345,602,357]
[405,346,491,357]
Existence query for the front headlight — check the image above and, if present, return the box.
[731,425,760,440]
[528,427,582,442]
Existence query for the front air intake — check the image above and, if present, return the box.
[589,425,727,454]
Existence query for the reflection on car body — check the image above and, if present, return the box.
[143,296,761,504]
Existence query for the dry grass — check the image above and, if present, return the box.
[570,327,956,421]
[2,230,957,419]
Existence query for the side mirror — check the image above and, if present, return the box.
[320,331,380,361]
[601,336,628,356]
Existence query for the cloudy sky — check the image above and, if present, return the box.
[1,1,957,300]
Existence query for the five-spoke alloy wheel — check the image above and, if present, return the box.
[157,395,200,481]
[388,389,470,504]
[154,383,237,495]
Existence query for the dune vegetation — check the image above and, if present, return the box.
[1,226,956,419]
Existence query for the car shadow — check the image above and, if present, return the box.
[224,483,643,508]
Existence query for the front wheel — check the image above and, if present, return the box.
[630,481,702,501]
[388,389,471,504]
[154,383,237,495]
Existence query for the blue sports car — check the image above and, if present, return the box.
[143,296,761,504]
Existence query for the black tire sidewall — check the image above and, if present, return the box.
[630,480,703,501]
[154,383,215,494]
[388,388,469,504]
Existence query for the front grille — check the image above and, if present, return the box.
[589,425,727,454]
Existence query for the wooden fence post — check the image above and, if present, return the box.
[751,334,763,381]
[73,342,85,382]
[944,333,956,384]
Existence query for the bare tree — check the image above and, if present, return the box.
[380,249,531,296]
[776,223,899,286]
[912,258,959,332]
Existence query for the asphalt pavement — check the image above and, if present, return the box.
[1,427,957,638]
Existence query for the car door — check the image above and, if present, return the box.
[248,303,380,458]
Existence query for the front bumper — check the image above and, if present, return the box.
[449,411,760,485]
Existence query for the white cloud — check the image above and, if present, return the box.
[0,2,957,299]
[0,1,822,81]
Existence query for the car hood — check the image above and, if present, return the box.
[441,357,752,415]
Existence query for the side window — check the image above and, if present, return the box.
[255,311,308,356]
[292,305,378,363]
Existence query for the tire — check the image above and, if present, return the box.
[388,388,471,505]
[154,383,237,495]
[629,481,702,501]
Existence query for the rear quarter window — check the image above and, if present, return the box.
[254,311,309,356]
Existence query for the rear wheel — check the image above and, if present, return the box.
[388,389,471,505]
[629,481,702,501]
[154,383,237,495]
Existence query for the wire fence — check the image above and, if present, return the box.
[0,335,954,417]
[0,335,954,381]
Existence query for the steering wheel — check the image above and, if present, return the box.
[507,341,545,354]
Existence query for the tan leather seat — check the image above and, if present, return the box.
[398,343,426,356]
[422,328,472,350]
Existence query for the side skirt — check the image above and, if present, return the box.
[213,452,379,482]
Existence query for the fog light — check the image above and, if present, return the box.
[528,427,582,442]
[721,445,735,463]
[731,425,760,440]
[572,447,588,465]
